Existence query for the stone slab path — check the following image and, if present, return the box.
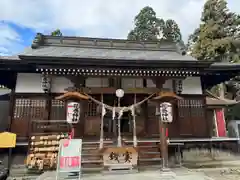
[35,169,214,180]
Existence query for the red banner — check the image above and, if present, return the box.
[215,109,226,137]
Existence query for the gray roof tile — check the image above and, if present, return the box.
[0,56,20,60]
[19,34,197,61]
[21,46,196,61]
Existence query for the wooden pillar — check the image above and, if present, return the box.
[203,95,212,137]
[159,118,168,169]
[46,78,52,121]
[153,77,169,170]
[8,86,16,132]
[7,73,17,175]
[79,100,86,138]
[143,79,148,135]
[67,75,86,138]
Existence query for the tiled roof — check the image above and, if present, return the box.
[19,33,197,61]
[206,97,238,106]
[0,56,20,60]
[205,90,239,106]
[21,46,196,61]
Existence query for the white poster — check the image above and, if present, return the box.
[160,102,173,123]
[66,102,80,124]
[56,139,82,180]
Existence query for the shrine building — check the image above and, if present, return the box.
[0,33,240,173]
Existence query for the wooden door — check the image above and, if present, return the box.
[178,99,193,136]
[177,97,208,138]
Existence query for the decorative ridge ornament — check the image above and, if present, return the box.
[55,91,89,100]
[31,33,44,49]
[154,91,183,101]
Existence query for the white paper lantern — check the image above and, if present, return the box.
[160,102,173,123]
[116,89,124,98]
[66,102,80,124]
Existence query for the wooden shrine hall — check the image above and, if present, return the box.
[0,33,240,173]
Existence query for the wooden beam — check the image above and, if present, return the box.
[64,87,172,94]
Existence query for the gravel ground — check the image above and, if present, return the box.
[181,148,240,180]
[6,149,240,179]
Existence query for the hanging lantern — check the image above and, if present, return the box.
[66,102,80,124]
[175,79,183,94]
[41,74,50,93]
[159,102,173,123]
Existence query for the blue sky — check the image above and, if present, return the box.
[0,0,239,56]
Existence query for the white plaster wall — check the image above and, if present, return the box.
[51,76,73,93]
[15,73,44,93]
[162,79,173,91]
[122,78,143,88]
[85,77,109,87]
[182,77,202,94]
[146,79,173,91]
[146,79,155,87]
[15,73,75,93]
[15,73,202,94]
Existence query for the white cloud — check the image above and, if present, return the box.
[0,0,239,55]
[0,22,24,55]
[0,0,206,40]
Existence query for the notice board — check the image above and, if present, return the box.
[56,139,82,180]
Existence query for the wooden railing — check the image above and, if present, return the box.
[31,120,70,134]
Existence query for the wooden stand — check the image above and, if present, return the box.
[26,134,68,170]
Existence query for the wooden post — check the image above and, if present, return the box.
[159,117,168,169]
[158,113,168,170]
[7,73,17,176]
[117,97,122,147]
[113,100,117,139]
[133,93,137,147]
[46,76,52,121]
[99,93,104,149]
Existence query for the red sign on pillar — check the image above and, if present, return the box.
[161,127,169,137]
[215,109,226,137]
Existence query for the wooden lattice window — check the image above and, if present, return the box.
[14,98,46,120]
[50,100,66,120]
[178,98,204,118]
[85,100,98,117]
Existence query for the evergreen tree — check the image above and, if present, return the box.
[127,6,183,43]
[188,0,240,119]
[51,29,63,36]
[188,0,240,62]
[127,6,164,41]
[162,19,182,43]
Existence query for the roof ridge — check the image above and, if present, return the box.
[205,90,238,103]
[30,33,186,54]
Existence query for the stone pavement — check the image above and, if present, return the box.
[35,169,214,180]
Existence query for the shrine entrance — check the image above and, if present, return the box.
[102,94,132,138]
